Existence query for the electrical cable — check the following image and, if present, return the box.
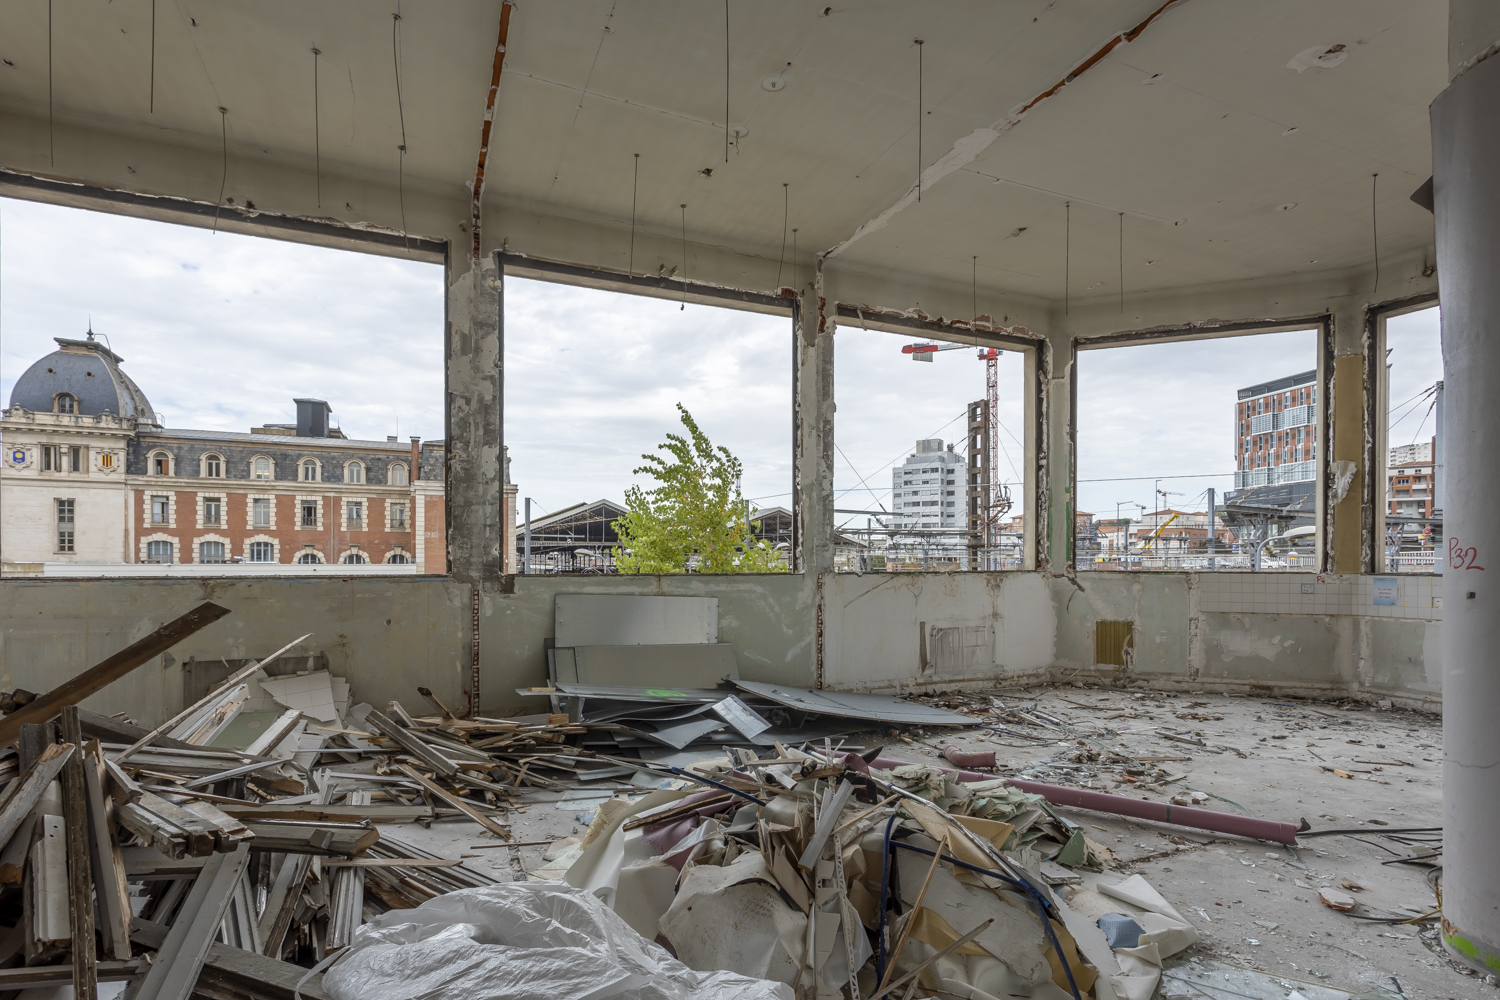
[149,0,157,113]
[1118,212,1124,314]
[915,39,924,202]
[680,203,687,310]
[392,11,408,249]
[776,183,789,288]
[1372,173,1380,294]
[212,107,228,233]
[628,153,639,275]
[312,47,322,208]
[48,0,54,166]
[724,0,729,163]
[1064,201,1070,315]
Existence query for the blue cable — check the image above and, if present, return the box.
[663,766,768,806]
[888,839,1083,1000]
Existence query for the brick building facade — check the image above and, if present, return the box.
[2,333,454,573]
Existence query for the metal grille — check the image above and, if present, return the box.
[1094,620,1134,667]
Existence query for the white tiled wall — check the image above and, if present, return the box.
[1197,573,1442,620]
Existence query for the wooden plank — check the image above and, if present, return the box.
[259,854,312,958]
[364,710,458,776]
[242,709,304,758]
[0,603,232,747]
[215,803,432,823]
[396,764,510,840]
[0,743,73,848]
[59,708,98,1000]
[132,843,250,1000]
[83,742,134,960]
[114,632,309,766]
[0,959,145,986]
[76,708,199,753]
[196,941,331,1000]
[322,858,461,868]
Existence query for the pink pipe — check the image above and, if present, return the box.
[871,756,1301,845]
[943,745,997,769]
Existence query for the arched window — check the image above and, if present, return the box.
[151,452,171,476]
[389,463,408,486]
[347,461,364,485]
[55,393,76,414]
[199,541,226,564]
[252,457,271,480]
[341,550,367,564]
[387,553,410,564]
[301,459,319,482]
[296,551,322,564]
[248,541,275,563]
[203,454,223,478]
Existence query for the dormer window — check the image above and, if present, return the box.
[151,451,171,476]
[203,454,223,478]
[347,461,364,485]
[389,462,408,487]
[253,457,272,480]
[55,393,76,414]
[301,459,320,482]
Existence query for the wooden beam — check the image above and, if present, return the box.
[0,603,232,747]
[364,710,458,776]
[396,765,510,840]
[0,743,73,849]
[59,709,98,1000]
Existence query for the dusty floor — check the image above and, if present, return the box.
[392,686,1492,1000]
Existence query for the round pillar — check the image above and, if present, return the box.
[1432,49,1500,976]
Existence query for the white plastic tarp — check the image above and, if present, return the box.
[320,881,792,1000]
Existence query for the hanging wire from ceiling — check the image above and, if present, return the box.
[972,256,978,325]
[47,0,54,166]
[1118,212,1124,314]
[149,0,157,113]
[212,106,228,233]
[312,47,322,208]
[1371,173,1380,294]
[628,153,640,276]
[915,38,924,202]
[792,227,798,292]
[680,203,688,310]
[392,10,409,249]
[1064,201,1071,315]
[777,183,789,289]
[724,0,730,164]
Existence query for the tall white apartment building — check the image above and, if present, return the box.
[890,439,964,530]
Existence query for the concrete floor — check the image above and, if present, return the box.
[384,686,1493,1000]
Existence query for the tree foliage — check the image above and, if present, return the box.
[612,404,788,574]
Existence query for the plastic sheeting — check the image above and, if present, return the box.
[320,881,793,1000]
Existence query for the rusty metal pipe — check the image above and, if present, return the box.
[872,757,1301,845]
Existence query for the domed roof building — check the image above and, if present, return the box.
[7,331,158,425]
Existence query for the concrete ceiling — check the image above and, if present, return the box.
[0,0,1444,309]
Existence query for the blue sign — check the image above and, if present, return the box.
[9,449,23,465]
[1373,577,1398,606]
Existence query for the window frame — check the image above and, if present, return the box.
[389,462,409,487]
[150,451,172,477]
[1372,293,1443,576]
[251,456,274,481]
[54,392,76,414]
[345,460,365,485]
[202,453,224,478]
[247,539,276,563]
[300,458,321,483]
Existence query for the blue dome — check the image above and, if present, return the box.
[7,333,157,424]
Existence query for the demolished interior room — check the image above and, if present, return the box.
[0,2,1493,998]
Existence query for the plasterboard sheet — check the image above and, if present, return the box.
[531,684,730,704]
[731,680,978,726]
[571,644,739,686]
[259,670,339,723]
[555,595,718,647]
[712,696,771,740]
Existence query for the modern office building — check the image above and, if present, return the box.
[1227,369,1318,512]
[889,438,965,532]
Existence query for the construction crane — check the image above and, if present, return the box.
[899,342,1011,556]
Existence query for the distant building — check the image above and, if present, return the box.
[890,439,964,532]
[2,332,453,572]
[1389,439,1436,519]
[516,500,793,573]
[1228,369,1317,513]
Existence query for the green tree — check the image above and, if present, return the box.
[612,404,788,574]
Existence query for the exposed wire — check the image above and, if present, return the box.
[791,228,798,291]
[776,183,789,288]
[149,0,157,113]
[971,256,977,324]
[724,0,730,163]
[47,0,54,166]
[393,12,408,248]
[680,203,687,310]
[628,153,639,275]
[1118,212,1124,314]
[1372,173,1380,294]
[915,39,924,202]
[312,47,322,208]
[212,107,228,233]
[1064,201,1070,315]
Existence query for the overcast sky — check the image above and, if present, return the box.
[2,197,1442,528]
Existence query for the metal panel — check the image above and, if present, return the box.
[1094,620,1134,667]
[731,680,978,726]
[555,595,717,647]
[570,643,739,687]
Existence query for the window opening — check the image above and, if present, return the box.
[1383,305,1443,573]
[347,461,364,485]
[253,458,271,480]
[346,501,363,530]
[204,454,222,478]
[390,501,408,530]
[1076,329,1317,572]
[390,463,408,486]
[507,276,792,575]
[199,541,226,563]
[56,393,75,414]
[302,460,318,482]
[153,453,170,476]
[301,499,319,527]
[341,549,367,564]
[248,541,275,563]
[145,540,173,564]
[834,327,1027,572]
[151,495,170,525]
[252,497,271,528]
[203,497,222,526]
[296,550,321,564]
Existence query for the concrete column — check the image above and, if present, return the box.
[1041,328,1073,575]
[797,267,835,577]
[1431,30,1500,975]
[444,254,504,585]
[1328,306,1370,574]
